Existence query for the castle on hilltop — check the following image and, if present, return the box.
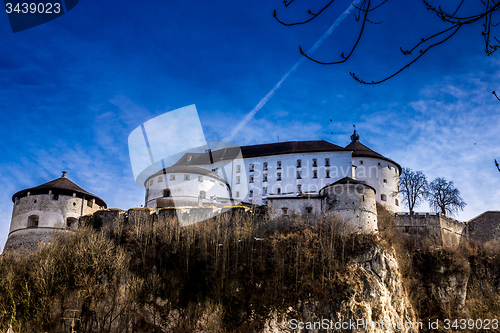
[5,130,500,252]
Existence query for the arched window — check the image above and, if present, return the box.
[27,215,39,228]
[66,217,77,229]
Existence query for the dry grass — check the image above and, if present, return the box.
[1,207,500,332]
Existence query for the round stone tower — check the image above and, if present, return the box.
[4,172,107,252]
[319,177,378,234]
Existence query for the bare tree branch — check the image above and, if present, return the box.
[275,0,500,84]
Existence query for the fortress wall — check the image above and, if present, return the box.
[395,214,466,247]
[439,215,467,248]
[267,197,322,219]
[128,207,156,225]
[93,209,127,229]
[395,214,443,244]
[467,211,500,243]
[3,228,72,253]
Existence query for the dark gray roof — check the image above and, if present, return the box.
[12,174,107,207]
[175,140,348,166]
[320,176,377,194]
[345,141,402,174]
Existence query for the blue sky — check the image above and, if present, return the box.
[1,0,499,249]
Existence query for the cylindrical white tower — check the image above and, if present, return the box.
[4,172,107,252]
[345,129,402,212]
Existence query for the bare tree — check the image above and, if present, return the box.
[426,177,466,216]
[397,168,428,215]
[274,0,500,84]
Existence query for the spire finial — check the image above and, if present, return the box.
[350,125,359,143]
[62,171,67,178]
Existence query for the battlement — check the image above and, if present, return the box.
[394,213,467,247]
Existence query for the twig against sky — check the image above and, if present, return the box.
[223,0,363,143]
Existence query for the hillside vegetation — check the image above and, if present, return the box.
[0,206,499,332]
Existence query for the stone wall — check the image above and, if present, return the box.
[466,211,500,243]
[394,213,467,247]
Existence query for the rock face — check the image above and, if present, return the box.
[263,245,419,333]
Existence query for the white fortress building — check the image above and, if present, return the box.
[5,172,107,252]
[143,129,402,218]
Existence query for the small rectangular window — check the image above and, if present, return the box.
[249,175,254,183]
[263,187,267,195]
[250,163,254,172]
[326,170,330,178]
[325,158,330,167]
[297,159,302,168]
[170,175,176,181]
[297,185,302,193]
[360,160,364,165]
[149,179,154,186]
[163,189,171,197]
[53,194,59,200]
[381,194,387,201]
[277,188,281,195]
[277,172,282,181]
[198,176,203,182]
[312,159,317,167]
[236,165,241,173]
[236,191,240,198]
[263,162,268,171]
[263,174,268,182]
[87,199,93,208]
[158,176,163,183]
[313,170,318,178]
[249,190,253,197]
[388,165,392,170]
[282,207,288,215]
[277,161,282,169]
[395,199,399,206]
[297,170,301,179]
[184,174,190,180]
[306,207,313,214]
[236,176,240,184]
[212,168,218,173]
[383,179,388,183]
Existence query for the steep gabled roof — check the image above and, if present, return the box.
[345,141,402,174]
[12,173,107,207]
[320,176,377,194]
